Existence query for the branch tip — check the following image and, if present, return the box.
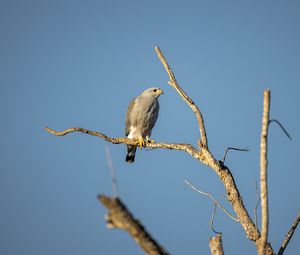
[259,89,271,255]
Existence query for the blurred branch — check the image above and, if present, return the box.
[209,234,224,255]
[99,195,170,255]
[259,89,270,255]
[104,146,118,197]
[278,212,300,255]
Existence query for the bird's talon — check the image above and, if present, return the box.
[146,136,155,144]
[136,138,145,149]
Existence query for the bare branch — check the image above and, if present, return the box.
[210,202,222,235]
[99,195,170,255]
[154,47,269,249]
[45,48,277,255]
[254,180,260,228]
[45,126,134,144]
[259,89,271,255]
[155,44,265,245]
[278,212,300,255]
[209,234,224,255]
[269,119,292,141]
[104,146,118,197]
[221,147,249,163]
[155,46,208,148]
[45,127,205,162]
[45,126,271,250]
[184,180,239,222]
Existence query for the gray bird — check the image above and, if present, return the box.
[125,87,163,163]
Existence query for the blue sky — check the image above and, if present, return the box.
[1,0,300,254]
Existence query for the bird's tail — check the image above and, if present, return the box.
[126,145,137,163]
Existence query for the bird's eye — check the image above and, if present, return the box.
[153,89,157,92]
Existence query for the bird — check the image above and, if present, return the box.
[125,87,164,163]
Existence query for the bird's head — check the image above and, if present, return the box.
[143,87,164,98]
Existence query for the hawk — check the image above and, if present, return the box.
[125,87,163,163]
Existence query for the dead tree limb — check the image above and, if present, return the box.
[209,234,224,255]
[99,195,170,255]
[45,47,276,254]
[45,127,205,162]
[259,90,271,255]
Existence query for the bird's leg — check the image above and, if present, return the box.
[146,136,155,144]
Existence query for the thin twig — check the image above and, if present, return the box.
[259,89,271,255]
[269,119,292,141]
[99,195,170,255]
[104,146,118,197]
[155,46,208,149]
[221,147,249,163]
[184,180,239,222]
[278,212,300,255]
[210,202,222,234]
[254,180,260,228]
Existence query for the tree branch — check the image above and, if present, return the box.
[259,89,271,255]
[154,47,273,252]
[278,212,300,255]
[46,125,268,249]
[155,46,208,148]
[45,127,205,162]
[45,48,276,255]
[209,234,224,255]
[99,195,170,255]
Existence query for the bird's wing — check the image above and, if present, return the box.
[125,97,136,137]
[148,100,159,132]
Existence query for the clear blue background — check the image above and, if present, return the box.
[1,0,299,254]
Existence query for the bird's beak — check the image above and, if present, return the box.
[157,89,164,95]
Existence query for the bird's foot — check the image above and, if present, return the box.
[136,138,145,149]
[146,136,155,144]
